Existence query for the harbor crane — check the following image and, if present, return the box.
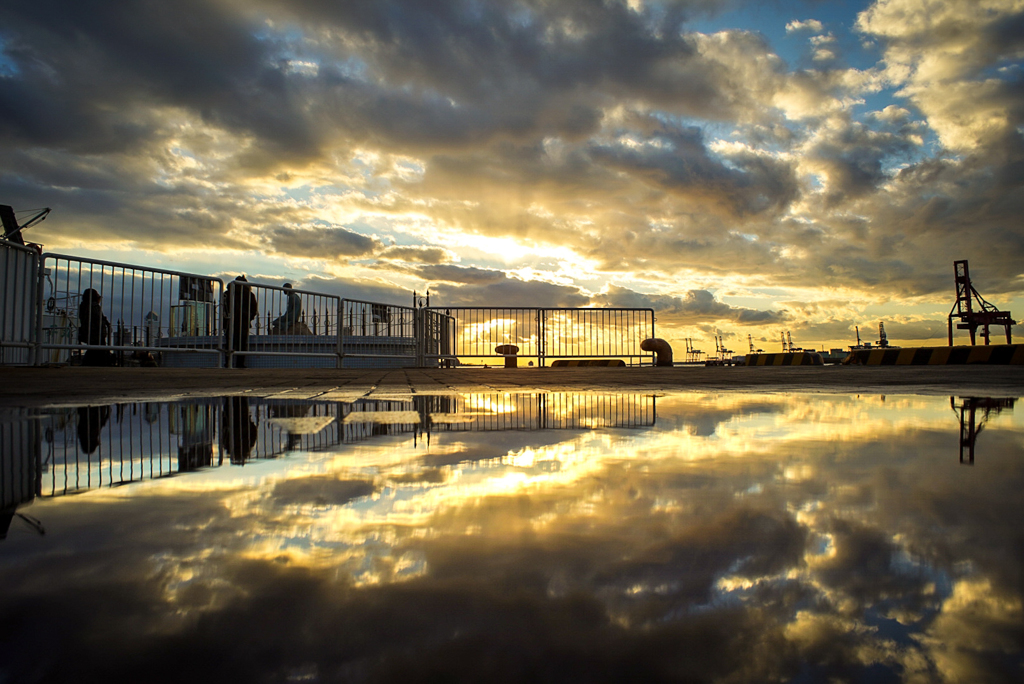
[948,260,1015,345]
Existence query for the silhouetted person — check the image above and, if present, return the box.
[77,405,110,455]
[224,275,257,368]
[270,283,302,333]
[222,396,258,464]
[78,289,115,366]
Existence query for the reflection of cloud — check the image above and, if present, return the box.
[2,392,1022,681]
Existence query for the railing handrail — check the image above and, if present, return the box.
[1,237,41,255]
[43,251,223,283]
[239,281,342,301]
[343,297,415,312]
[424,306,655,313]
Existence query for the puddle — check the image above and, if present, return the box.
[1,392,1021,682]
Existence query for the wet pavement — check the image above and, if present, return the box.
[2,388,1022,682]
[2,364,1024,407]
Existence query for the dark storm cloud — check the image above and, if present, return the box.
[378,245,452,264]
[435,276,591,307]
[0,0,318,156]
[595,285,784,324]
[590,124,799,216]
[414,263,509,286]
[266,225,382,258]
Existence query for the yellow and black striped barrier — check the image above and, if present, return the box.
[744,352,824,366]
[550,359,626,367]
[843,344,1024,365]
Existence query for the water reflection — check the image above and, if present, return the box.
[952,396,1016,465]
[0,392,1021,683]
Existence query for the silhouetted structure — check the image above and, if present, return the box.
[948,260,1015,345]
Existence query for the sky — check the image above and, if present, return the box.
[2,0,1024,353]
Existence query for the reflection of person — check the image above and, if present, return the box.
[78,289,114,366]
[222,396,258,465]
[77,405,111,455]
[270,283,302,333]
[223,275,257,368]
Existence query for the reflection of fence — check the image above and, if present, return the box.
[3,393,656,500]
[0,239,40,365]
[421,307,655,366]
[38,253,223,365]
[428,392,657,431]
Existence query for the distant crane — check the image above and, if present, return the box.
[684,338,703,363]
[878,322,889,348]
[748,334,763,354]
[716,334,732,360]
[948,260,1015,345]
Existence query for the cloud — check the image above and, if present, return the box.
[594,285,785,324]
[786,19,824,34]
[266,225,382,258]
[436,276,590,307]
[378,245,455,264]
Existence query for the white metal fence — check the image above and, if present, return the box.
[420,306,655,366]
[224,281,343,368]
[38,253,224,366]
[0,239,40,365]
[341,298,419,367]
[2,249,657,368]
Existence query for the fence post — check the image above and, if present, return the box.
[536,309,545,367]
[337,299,345,369]
[30,253,45,366]
[415,307,425,367]
[223,280,234,369]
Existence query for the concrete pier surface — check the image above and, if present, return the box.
[2,364,1023,407]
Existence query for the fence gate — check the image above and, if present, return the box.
[421,307,655,367]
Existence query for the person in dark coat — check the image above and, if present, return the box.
[224,275,257,368]
[78,288,114,366]
[77,405,111,455]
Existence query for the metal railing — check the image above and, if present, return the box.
[0,239,41,365]
[339,298,419,367]
[3,247,657,369]
[37,253,224,366]
[421,307,655,366]
[225,281,343,368]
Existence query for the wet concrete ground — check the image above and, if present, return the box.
[2,364,1023,407]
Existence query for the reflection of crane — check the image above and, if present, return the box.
[0,204,50,246]
[951,396,1015,464]
[948,260,1015,345]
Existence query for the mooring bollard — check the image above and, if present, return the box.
[495,344,519,368]
[641,338,674,366]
